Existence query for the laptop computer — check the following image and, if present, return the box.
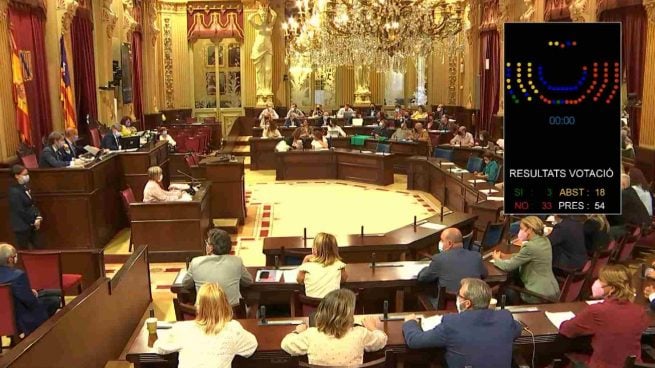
[119,136,141,150]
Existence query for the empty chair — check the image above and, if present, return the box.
[469,221,506,252]
[466,155,483,173]
[291,290,322,317]
[376,143,390,153]
[616,226,642,262]
[120,187,136,252]
[417,285,457,311]
[462,231,474,251]
[433,147,454,161]
[176,135,188,152]
[89,128,101,147]
[18,153,38,169]
[185,136,201,153]
[20,252,82,306]
[0,284,20,352]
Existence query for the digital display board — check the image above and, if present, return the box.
[504,23,621,215]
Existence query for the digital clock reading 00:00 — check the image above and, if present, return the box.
[548,116,576,125]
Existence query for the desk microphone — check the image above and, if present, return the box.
[371,252,376,269]
[274,256,280,270]
[176,170,200,186]
[260,306,267,325]
[383,300,389,320]
[500,294,506,310]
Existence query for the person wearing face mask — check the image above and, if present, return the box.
[477,130,491,148]
[475,151,500,184]
[390,121,414,141]
[61,127,80,161]
[547,215,588,271]
[492,216,560,304]
[0,243,62,335]
[285,103,304,127]
[39,131,71,168]
[159,127,177,147]
[101,124,123,151]
[561,265,649,368]
[8,165,43,250]
[143,166,184,202]
[371,119,390,139]
[182,228,253,306]
[416,228,487,299]
[449,126,474,147]
[310,104,323,117]
[403,278,522,368]
[393,104,403,120]
[411,105,428,120]
[320,111,332,127]
[326,119,346,138]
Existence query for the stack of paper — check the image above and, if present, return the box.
[440,162,455,166]
[174,270,187,285]
[282,268,300,283]
[420,315,443,331]
[585,300,604,305]
[545,311,575,329]
[256,269,282,283]
[468,179,485,184]
[486,196,504,202]
[419,223,447,231]
[479,189,499,194]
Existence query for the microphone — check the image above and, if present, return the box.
[260,305,267,325]
[383,300,389,320]
[176,170,200,186]
[500,294,506,310]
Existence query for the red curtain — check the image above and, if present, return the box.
[479,30,500,135]
[600,5,646,145]
[71,8,98,138]
[8,5,52,152]
[131,31,144,126]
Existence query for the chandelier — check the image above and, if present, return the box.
[282,0,466,70]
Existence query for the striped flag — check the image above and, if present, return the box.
[60,36,76,129]
[10,32,31,144]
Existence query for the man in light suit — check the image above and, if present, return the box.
[403,278,522,368]
[417,228,487,294]
[182,229,253,306]
[0,243,61,335]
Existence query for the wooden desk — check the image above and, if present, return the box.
[171,260,507,317]
[199,156,247,224]
[119,141,170,202]
[0,155,125,249]
[275,149,394,186]
[436,144,504,171]
[124,300,655,368]
[129,182,211,262]
[407,156,504,235]
[250,137,284,170]
[263,212,477,265]
[363,139,429,173]
[161,121,222,147]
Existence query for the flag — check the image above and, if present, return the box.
[10,32,31,144]
[60,36,76,129]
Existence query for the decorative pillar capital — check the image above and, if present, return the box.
[102,0,118,39]
[646,0,655,23]
[60,0,79,35]
[520,0,536,22]
[569,0,588,22]
[0,1,8,25]
[148,0,160,46]
[122,1,138,39]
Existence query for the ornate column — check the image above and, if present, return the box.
[159,1,192,109]
[45,0,63,131]
[95,0,118,124]
[416,57,428,106]
[142,0,161,113]
[248,2,276,107]
[640,0,655,147]
[353,64,372,106]
[463,1,480,109]
[121,0,138,120]
[0,0,19,161]
[495,0,508,116]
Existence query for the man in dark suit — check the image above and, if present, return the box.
[609,174,651,237]
[60,127,80,161]
[39,131,70,168]
[8,165,42,249]
[548,215,588,271]
[417,228,487,294]
[366,103,377,118]
[0,243,60,335]
[403,278,522,368]
[101,124,122,151]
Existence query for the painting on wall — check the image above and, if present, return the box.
[206,72,216,95]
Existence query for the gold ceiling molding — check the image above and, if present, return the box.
[60,0,79,35]
[186,1,244,12]
[159,1,187,13]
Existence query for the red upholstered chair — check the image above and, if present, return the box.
[616,226,642,262]
[173,298,197,321]
[0,284,21,352]
[291,290,322,317]
[185,136,201,153]
[19,252,82,307]
[505,260,592,304]
[19,153,38,169]
[89,128,101,147]
[196,132,209,153]
[417,285,457,312]
[176,135,188,153]
[184,154,196,169]
[120,187,136,252]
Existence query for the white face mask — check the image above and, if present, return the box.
[438,241,445,252]
[18,174,30,185]
[456,296,468,313]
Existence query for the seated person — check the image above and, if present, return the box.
[281,289,387,366]
[0,243,61,335]
[61,128,80,161]
[437,114,457,131]
[492,216,560,304]
[371,119,390,139]
[311,129,328,150]
[39,132,70,168]
[403,278,522,368]
[297,232,347,298]
[262,120,282,138]
[320,111,332,127]
[326,119,346,138]
[101,124,123,151]
[143,166,184,202]
[629,167,653,216]
[411,105,428,120]
[155,283,257,367]
[425,114,436,130]
[608,174,651,237]
[366,103,378,118]
[475,151,499,184]
[120,116,137,136]
[417,228,487,299]
[182,229,253,306]
[259,112,273,129]
[450,126,474,146]
[293,119,313,139]
[621,128,634,158]
[583,214,611,256]
[258,102,279,127]
[291,129,304,150]
[562,265,649,368]
[392,104,403,120]
[285,103,305,127]
[477,130,492,148]
[336,103,355,118]
[414,122,431,152]
[310,104,323,117]
[548,215,588,271]
[435,104,446,119]
[391,121,414,140]
[159,127,177,147]
[398,110,411,126]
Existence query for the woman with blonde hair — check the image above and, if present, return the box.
[492,216,560,304]
[297,232,347,298]
[154,283,257,368]
[561,265,649,367]
[143,166,183,202]
[281,289,387,366]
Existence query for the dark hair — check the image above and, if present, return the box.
[47,131,64,145]
[482,150,494,160]
[207,229,231,255]
[120,116,132,125]
[11,164,26,177]
[480,130,490,140]
[629,167,649,189]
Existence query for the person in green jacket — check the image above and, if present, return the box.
[492,216,560,304]
[475,150,499,184]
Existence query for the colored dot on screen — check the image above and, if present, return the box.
[506,62,511,67]
[566,41,571,46]
[534,89,539,93]
[554,41,559,46]
[527,97,532,101]
[560,44,565,48]
[507,85,511,90]
[593,97,598,102]
[506,79,511,83]
[527,73,532,78]
[521,89,527,93]
[604,62,608,66]
[517,62,522,66]
[582,66,587,71]
[548,41,553,46]
[527,62,532,66]
[572,41,577,46]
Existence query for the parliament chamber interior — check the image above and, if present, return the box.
[1,0,655,367]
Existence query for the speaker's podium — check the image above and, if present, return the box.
[129,181,211,262]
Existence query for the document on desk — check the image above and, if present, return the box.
[479,189,499,194]
[467,179,485,184]
[176,193,193,202]
[420,315,443,331]
[439,162,455,166]
[282,268,300,283]
[256,269,283,283]
[585,300,604,305]
[486,196,504,202]
[419,223,447,231]
[545,311,575,329]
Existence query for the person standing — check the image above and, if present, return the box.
[8,165,42,250]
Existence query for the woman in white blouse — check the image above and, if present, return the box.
[310,129,328,150]
[326,120,346,138]
[143,166,183,202]
[281,289,387,366]
[154,283,258,368]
